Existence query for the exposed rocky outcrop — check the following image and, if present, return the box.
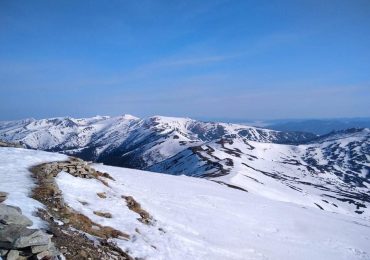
[0,141,23,148]
[0,193,7,204]
[0,194,62,260]
[1,154,156,259]
[43,157,97,179]
[97,192,107,199]
[0,205,32,227]
[30,158,132,260]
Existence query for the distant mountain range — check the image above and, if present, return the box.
[241,118,370,135]
[0,115,369,219]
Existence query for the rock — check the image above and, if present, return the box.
[97,192,107,199]
[31,244,51,254]
[13,256,27,260]
[0,192,8,203]
[0,204,33,226]
[47,244,60,257]
[0,224,40,248]
[0,241,12,249]
[0,249,8,256]
[0,204,61,260]
[13,229,51,248]
[80,173,89,178]
[74,157,84,162]
[61,218,70,224]
[6,250,19,260]
[35,250,52,260]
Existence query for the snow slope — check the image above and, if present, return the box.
[0,116,369,220]
[0,148,68,227]
[93,164,370,260]
[1,148,370,260]
[150,128,370,219]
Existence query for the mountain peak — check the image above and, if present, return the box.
[120,114,139,120]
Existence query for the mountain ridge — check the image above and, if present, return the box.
[0,115,369,219]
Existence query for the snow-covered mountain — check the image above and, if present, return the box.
[1,147,370,260]
[0,115,315,163]
[0,116,369,219]
[150,127,370,218]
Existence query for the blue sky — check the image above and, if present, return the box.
[0,0,369,120]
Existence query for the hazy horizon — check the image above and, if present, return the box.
[2,113,370,124]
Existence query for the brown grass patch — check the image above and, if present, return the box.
[122,195,153,225]
[93,211,112,219]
